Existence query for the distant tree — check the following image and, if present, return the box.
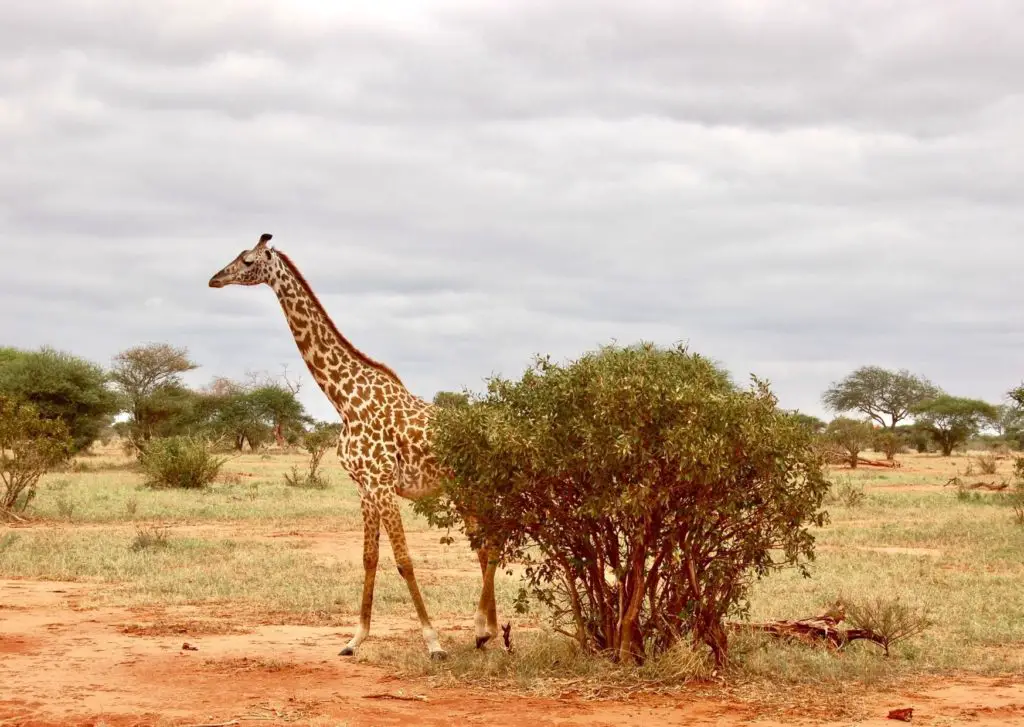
[204,378,309,451]
[243,365,308,445]
[825,417,876,468]
[822,366,942,430]
[246,384,310,445]
[433,390,470,409]
[109,343,199,442]
[873,430,905,461]
[911,396,999,457]
[0,346,119,453]
[787,410,826,435]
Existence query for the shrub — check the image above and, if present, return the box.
[284,421,339,489]
[972,453,999,475]
[826,475,866,508]
[0,394,72,518]
[824,417,875,467]
[1012,458,1024,526]
[841,595,931,656]
[416,343,830,667]
[131,524,171,551]
[138,435,226,489]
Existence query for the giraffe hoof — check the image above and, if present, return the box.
[429,649,448,662]
[339,647,355,656]
[475,634,492,649]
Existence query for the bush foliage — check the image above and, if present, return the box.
[138,435,226,490]
[0,394,72,517]
[416,343,829,667]
[0,346,120,453]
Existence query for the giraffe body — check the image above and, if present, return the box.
[209,233,499,658]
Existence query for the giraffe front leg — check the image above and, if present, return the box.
[340,497,380,656]
[380,496,447,660]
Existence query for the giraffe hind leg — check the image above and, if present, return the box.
[380,496,447,660]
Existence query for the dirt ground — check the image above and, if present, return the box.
[2,576,1023,727]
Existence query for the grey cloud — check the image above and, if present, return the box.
[2,0,1023,425]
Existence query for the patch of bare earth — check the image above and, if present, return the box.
[2,579,1023,726]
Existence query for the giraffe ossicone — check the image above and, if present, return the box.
[208,233,499,659]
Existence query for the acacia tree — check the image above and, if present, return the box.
[912,396,999,456]
[109,343,199,442]
[823,366,942,430]
[416,343,829,667]
[0,346,119,452]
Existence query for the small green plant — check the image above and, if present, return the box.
[284,422,339,490]
[138,436,227,490]
[130,524,171,551]
[842,595,932,657]
[826,475,866,508]
[972,453,999,475]
[54,494,76,520]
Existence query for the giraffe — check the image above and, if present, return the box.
[208,233,499,660]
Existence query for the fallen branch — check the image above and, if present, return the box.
[729,603,886,651]
[855,457,901,469]
[183,720,239,727]
[965,481,1009,491]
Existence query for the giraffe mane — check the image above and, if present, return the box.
[275,250,406,387]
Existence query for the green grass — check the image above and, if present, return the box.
[3,444,1024,694]
[0,527,516,620]
[29,454,375,527]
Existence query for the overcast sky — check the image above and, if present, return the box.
[2,0,1023,423]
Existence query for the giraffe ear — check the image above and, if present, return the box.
[256,233,273,249]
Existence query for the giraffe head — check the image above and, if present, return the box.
[208,233,279,288]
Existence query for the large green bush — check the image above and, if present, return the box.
[138,435,226,490]
[0,346,119,453]
[416,343,829,667]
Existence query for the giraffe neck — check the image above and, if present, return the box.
[268,251,405,423]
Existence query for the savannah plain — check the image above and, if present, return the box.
[1,441,1022,726]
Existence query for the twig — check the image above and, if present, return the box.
[362,693,428,702]
[183,720,239,727]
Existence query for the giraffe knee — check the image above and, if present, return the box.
[395,557,413,579]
